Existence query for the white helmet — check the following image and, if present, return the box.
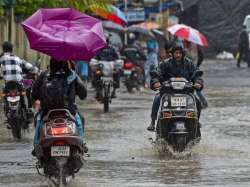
[128,32,136,40]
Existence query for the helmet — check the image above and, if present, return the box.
[171,44,185,60]
[128,33,136,40]
[2,41,13,53]
[171,44,185,54]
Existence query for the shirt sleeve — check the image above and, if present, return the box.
[21,59,39,74]
[32,71,46,102]
[75,74,87,100]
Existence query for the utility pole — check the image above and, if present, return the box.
[124,0,128,45]
[160,0,164,25]
[2,0,16,42]
[8,6,14,42]
[159,0,169,40]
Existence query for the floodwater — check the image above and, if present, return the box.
[1,60,250,187]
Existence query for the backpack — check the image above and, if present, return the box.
[41,71,69,109]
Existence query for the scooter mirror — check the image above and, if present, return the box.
[195,70,204,77]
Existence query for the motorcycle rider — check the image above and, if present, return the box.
[121,33,147,69]
[32,58,88,156]
[147,44,203,131]
[0,41,38,127]
[94,33,120,98]
[120,33,147,88]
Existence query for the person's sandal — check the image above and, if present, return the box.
[147,122,155,132]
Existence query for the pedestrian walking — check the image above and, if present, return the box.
[237,25,250,68]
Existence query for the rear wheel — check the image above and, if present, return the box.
[124,75,134,93]
[126,84,133,93]
[11,120,21,139]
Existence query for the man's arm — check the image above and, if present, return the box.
[111,46,119,60]
[187,59,204,90]
[137,49,147,61]
[21,59,39,74]
[75,74,87,100]
[150,60,169,89]
[31,71,46,102]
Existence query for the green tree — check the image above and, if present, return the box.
[13,0,112,16]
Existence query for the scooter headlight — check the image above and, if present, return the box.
[171,82,185,90]
[163,101,169,108]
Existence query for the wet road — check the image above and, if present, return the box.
[1,60,250,186]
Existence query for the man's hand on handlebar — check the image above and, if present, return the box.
[153,82,161,89]
[194,83,202,90]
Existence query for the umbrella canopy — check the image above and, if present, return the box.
[22,8,107,61]
[132,22,159,30]
[91,5,127,26]
[127,26,155,38]
[102,21,124,31]
[167,24,208,47]
[152,29,164,36]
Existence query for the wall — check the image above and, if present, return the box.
[0,19,49,69]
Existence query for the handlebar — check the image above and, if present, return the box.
[153,80,199,92]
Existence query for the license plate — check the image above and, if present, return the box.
[101,77,113,81]
[51,146,70,157]
[124,70,132,75]
[171,97,187,107]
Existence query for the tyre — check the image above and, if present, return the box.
[126,84,133,93]
[103,96,109,112]
[11,120,21,139]
[174,135,187,152]
[103,85,110,113]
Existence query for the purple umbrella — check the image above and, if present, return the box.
[22,8,107,61]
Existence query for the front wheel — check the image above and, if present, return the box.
[103,96,109,113]
[173,135,187,152]
[103,85,110,113]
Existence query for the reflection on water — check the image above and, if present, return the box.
[1,60,250,186]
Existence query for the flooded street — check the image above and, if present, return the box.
[1,59,250,187]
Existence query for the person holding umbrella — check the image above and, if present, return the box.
[21,8,108,156]
[32,58,88,154]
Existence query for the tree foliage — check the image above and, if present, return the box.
[0,0,113,17]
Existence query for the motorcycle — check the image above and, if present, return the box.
[23,73,37,109]
[90,59,123,112]
[2,81,29,139]
[122,57,144,93]
[155,73,203,152]
[35,109,84,187]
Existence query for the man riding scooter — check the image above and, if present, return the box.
[147,44,203,132]
[32,58,88,157]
